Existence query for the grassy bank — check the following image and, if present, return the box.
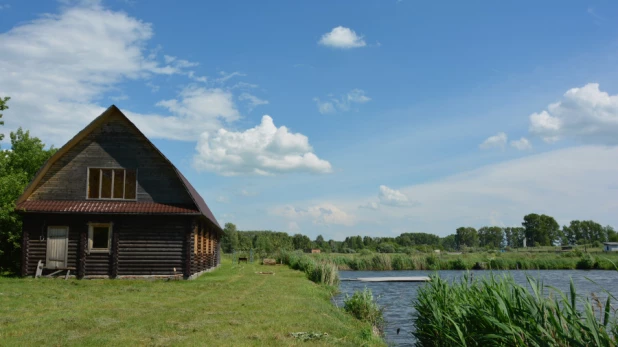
[310,251,618,271]
[412,273,618,346]
[0,258,383,346]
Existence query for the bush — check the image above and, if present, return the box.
[343,288,384,333]
[576,254,596,270]
[358,249,373,256]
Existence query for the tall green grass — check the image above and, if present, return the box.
[412,273,618,346]
[277,250,340,286]
[310,252,618,271]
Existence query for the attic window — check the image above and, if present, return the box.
[88,168,137,200]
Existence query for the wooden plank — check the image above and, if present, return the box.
[342,276,431,282]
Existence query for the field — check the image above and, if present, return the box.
[309,249,618,271]
[0,257,383,346]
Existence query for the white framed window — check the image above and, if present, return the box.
[87,168,137,200]
[88,223,113,253]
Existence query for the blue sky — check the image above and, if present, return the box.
[1,0,618,240]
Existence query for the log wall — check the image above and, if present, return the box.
[21,214,216,278]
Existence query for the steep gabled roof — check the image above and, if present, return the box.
[15,105,221,229]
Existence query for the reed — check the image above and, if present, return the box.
[277,250,340,286]
[411,273,618,346]
[310,252,618,271]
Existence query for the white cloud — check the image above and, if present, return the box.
[0,3,196,145]
[320,145,618,235]
[193,115,332,176]
[273,203,355,226]
[216,195,229,203]
[378,185,411,207]
[359,202,380,210]
[110,94,129,101]
[215,71,246,84]
[314,89,371,114]
[479,132,508,150]
[313,98,336,114]
[318,26,366,49]
[528,83,618,144]
[0,4,11,10]
[510,137,532,150]
[239,93,269,111]
[347,89,371,103]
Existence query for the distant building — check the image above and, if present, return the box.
[603,242,618,252]
[311,249,321,254]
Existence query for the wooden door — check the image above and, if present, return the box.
[47,226,68,269]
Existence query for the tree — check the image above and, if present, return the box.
[606,225,618,242]
[478,226,504,249]
[441,234,457,251]
[563,220,605,245]
[292,233,312,251]
[1,101,57,272]
[0,96,9,142]
[220,222,239,253]
[522,213,561,247]
[455,227,478,250]
[504,227,525,248]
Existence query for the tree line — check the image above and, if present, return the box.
[221,213,617,255]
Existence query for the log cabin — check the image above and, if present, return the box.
[15,105,222,279]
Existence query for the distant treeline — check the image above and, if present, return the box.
[220,213,617,254]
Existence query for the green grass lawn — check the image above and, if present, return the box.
[0,259,383,346]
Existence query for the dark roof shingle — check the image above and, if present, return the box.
[15,200,201,215]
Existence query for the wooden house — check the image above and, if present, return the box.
[15,105,222,279]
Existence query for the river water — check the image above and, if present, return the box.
[334,270,618,346]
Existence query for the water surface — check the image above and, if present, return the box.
[334,270,618,346]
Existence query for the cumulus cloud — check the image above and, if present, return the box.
[510,137,532,150]
[273,203,355,226]
[378,185,411,207]
[318,26,366,49]
[529,83,618,144]
[314,89,371,114]
[0,3,328,177]
[193,115,332,176]
[0,3,201,145]
[479,132,508,150]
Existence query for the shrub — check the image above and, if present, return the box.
[576,254,596,270]
[450,258,469,270]
[343,287,384,333]
[358,249,373,256]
